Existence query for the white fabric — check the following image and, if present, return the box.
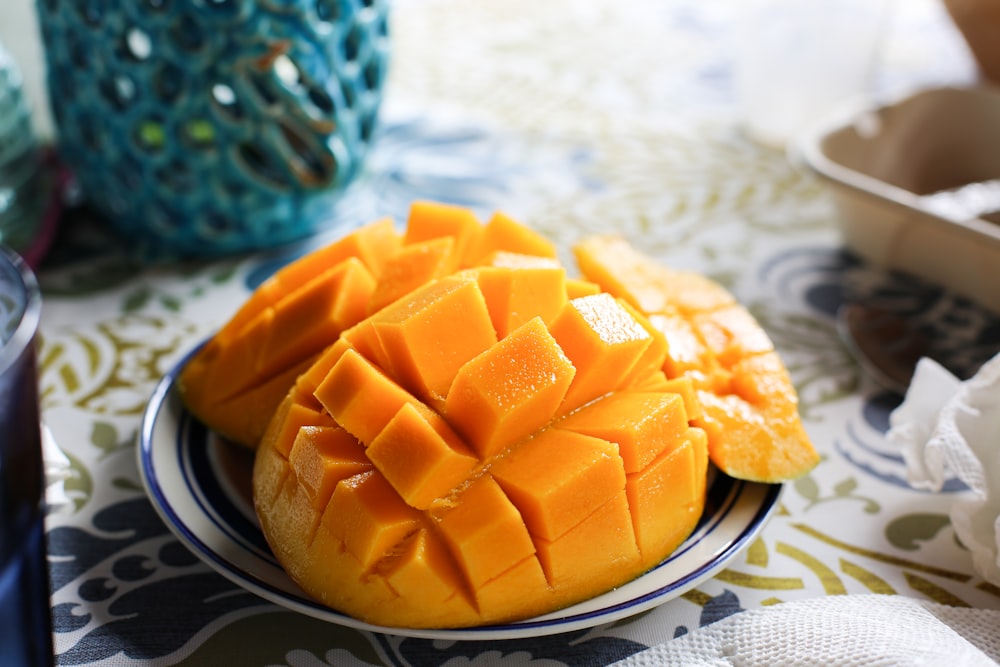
[888,353,1000,587]
[42,422,73,514]
[612,595,1000,666]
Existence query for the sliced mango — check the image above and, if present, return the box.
[179,201,818,630]
[180,205,557,448]
[573,234,819,482]
[253,262,709,628]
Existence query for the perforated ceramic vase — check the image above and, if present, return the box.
[36,0,390,256]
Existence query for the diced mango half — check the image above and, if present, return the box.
[180,202,817,630]
[253,262,709,628]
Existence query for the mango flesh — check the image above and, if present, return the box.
[178,201,557,448]
[179,200,817,629]
[573,235,819,483]
[253,264,709,628]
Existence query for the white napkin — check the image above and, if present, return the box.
[611,595,1000,666]
[887,352,1000,587]
[42,422,73,514]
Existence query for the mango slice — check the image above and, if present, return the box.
[573,235,819,483]
[253,264,709,628]
[178,220,391,447]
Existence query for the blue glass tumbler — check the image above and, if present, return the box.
[0,246,53,667]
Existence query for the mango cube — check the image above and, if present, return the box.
[371,275,498,402]
[548,293,653,412]
[557,391,690,473]
[444,317,575,459]
[366,403,477,510]
[490,429,626,541]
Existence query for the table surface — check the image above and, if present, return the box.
[28,0,1000,665]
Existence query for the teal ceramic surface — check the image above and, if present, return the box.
[0,42,46,258]
[36,0,390,256]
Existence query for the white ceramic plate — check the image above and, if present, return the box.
[138,349,782,641]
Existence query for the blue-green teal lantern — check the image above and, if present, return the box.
[36,0,390,256]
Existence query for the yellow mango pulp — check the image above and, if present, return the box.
[179,202,559,448]
[573,234,819,482]
[253,263,708,628]
[177,201,818,630]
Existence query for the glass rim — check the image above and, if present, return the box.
[0,245,41,377]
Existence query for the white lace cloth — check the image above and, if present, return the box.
[888,352,1000,587]
[612,595,1000,666]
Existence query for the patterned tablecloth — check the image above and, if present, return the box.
[31,0,1000,665]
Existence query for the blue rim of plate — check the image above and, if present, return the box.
[138,345,783,641]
